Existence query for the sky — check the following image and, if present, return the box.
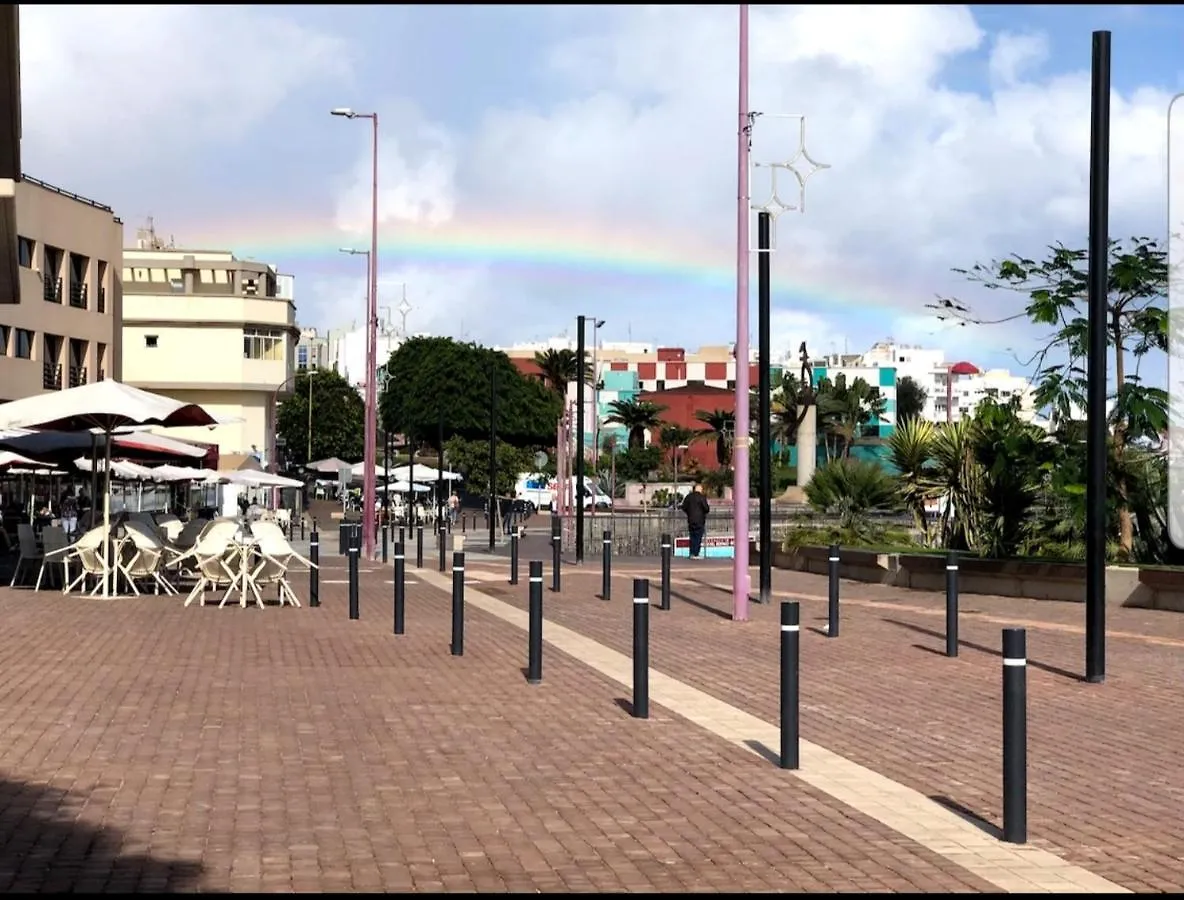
[17,4,1184,382]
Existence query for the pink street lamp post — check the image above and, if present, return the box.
[732,5,752,622]
[331,107,380,559]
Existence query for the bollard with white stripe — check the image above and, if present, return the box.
[946,550,960,657]
[1002,627,1027,844]
[450,551,466,657]
[415,525,424,569]
[551,526,562,593]
[527,560,543,684]
[438,519,447,573]
[347,534,360,620]
[509,531,519,585]
[600,531,612,601]
[632,578,650,719]
[382,521,388,564]
[780,601,800,770]
[659,533,672,611]
[338,521,347,556]
[309,530,320,608]
[393,542,405,635]
[827,543,840,638]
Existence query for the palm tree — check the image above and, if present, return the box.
[694,409,736,467]
[605,399,667,449]
[533,348,592,395]
[816,374,887,459]
[886,417,941,542]
[659,423,696,476]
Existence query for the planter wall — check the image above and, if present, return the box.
[769,545,1184,613]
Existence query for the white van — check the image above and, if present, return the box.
[515,473,612,511]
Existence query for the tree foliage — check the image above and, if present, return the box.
[381,337,562,449]
[533,348,592,395]
[276,369,365,468]
[604,399,667,449]
[693,409,736,467]
[895,376,928,423]
[442,436,534,498]
[816,374,886,459]
[950,237,1168,556]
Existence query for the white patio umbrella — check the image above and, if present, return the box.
[390,463,462,483]
[222,470,304,488]
[306,457,350,474]
[0,451,40,470]
[380,480,431,493]
[0,381,217,597]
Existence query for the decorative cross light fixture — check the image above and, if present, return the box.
[748,114,830,252]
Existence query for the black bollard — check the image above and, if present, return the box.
[462,514,467,534]
[780,601,800,770]
[398,526,405,547]
[1002,628,1027,844]
[450,551,466,657]
[527,560,543,684]
[946,550,960,658]
[660,532,672,611]
[338,521,347,556]
[348,533,360,620]
[393,541,405,635]
[509,531,519,585]
[601,530,612,601]
[551,527,562,593]
[382,522,389,564]
[300,515,305,540]
[416,526,424,569]
[438,520,447,573]
[827,543,840,638]
[309,529,320,608]
[632,578,650,719]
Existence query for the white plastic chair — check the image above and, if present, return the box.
[34,526,69,591]
[60,527,112,596]
[9,524,43,588]
[177,523,239,607]
[250,521,315,607]
[123,521,178,596]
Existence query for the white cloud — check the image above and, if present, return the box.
[327,6,1171,373]
[19,6,351,171]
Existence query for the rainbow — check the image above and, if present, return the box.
[183,210,918,318]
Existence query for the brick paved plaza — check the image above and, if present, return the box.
[0,543,1178,892]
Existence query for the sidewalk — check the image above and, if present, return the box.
[0,568,992,893]
[458,555,1184,893]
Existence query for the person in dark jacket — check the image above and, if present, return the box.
[680,483,711,559]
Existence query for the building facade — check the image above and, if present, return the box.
[0,176,123,401]
[120,227,297,460]
[637,384,736,471]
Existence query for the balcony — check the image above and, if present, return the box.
[43,276,61,303]
[97,286,106,314]
[68,365,87,387]
[42,362,62,390]
[68,282,88,310]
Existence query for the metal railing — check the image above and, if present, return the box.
[43,276,61,303]
[42,363,62,390]
[68,281,88,309]
[68,365,87,387]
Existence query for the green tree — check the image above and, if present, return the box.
[693,408,736,467]
[951,237,1168,556]
[604,399,667,449]
[442,436,534,498]
[895,376,928,423]
[804,458,900,532]
[533,348,592,395]
[658,423,696,474]
[613,445,663,482]
[276,369,365,468]
[816,374,887,459]
[381,337,562,450]
[885,417,941,542]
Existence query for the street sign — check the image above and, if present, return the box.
[533,451,549,469]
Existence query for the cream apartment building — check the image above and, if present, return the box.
[120,228,297,462]
[0,176,123,401]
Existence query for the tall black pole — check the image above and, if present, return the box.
[489,362,497,552]
[757,212,773,605]
[383,427,390,526]
[576,315,587,565]
[437,407,445,549]
[1085,30,1110,684]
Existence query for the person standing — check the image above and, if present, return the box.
[60,487,78,538]
[680,483,710,559]
[447,490,460,525]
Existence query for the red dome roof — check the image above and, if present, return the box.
[949,361,979,375]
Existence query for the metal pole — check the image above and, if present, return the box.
[576,314,586,564]
[827,543,840,637]
[362,114,380,561]
[660,532,672,611]
[601,530,612,601]
[450,551,465,657]
[946,550,959,658]
[309,529,320,608]
[489,363,497,552]
[1002,628,1028,843]
[382,428,390,563]
[757,210,773,605]
[1085,30,1111,684]
[551,516,562,593]
[393,541,405,634]
[437,407,445,561]
[632,578,650,719]
[415,524,423,568]
[509,532,519,585]
[306,374,313,464]
[732,3,752,623]
[780,600,799,770]
[348,531,360,620]
[527,560,543,684]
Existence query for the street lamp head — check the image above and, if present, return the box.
[338,247,368,256]
[330,107,356,119]
[595,319,606,329]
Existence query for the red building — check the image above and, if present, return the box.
[637,384,736,472]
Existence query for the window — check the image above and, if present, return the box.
[0,325,8,355]
[13,329,33,359]
[17,237,33,268]
[43,245,62,277]
[149,268,166,283]
[296,346,309,370]
[145,335,159,349]
[243,326,284,361]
